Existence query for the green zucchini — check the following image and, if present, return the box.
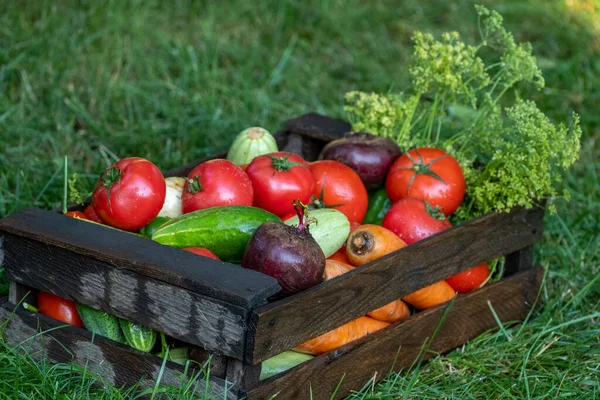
[284,208,350,258]
[260,351,314,380]
[226,127,278,165]
[363,188,392,225]
[76,304,123,343]
[119,319,157,353]
[151,206,280,263]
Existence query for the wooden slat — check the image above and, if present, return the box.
[2,233,250,359]
[8,281,36,306]
[247,267,544,400]
[247,206,545,363]
[0,302,242,399]
[0,207,280,308]
[284,112,351,142]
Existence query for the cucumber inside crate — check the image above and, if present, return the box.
[0,113,546,400]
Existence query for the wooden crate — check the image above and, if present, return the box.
[0,113,545,399]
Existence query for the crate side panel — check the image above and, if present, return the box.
[0,303,242,399]
[248,267,544,400]
[3,233,248,359]
[284,112,351,142]
[0,208,280,308]
[249,206,545,363]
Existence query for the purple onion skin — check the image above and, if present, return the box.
[318,133,401,190]
[241,221,325,296]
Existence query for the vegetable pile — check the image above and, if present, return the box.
[39,4,581,381]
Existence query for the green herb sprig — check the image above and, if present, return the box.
[343,4,581,222]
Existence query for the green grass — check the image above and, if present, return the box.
[1,0,599,398]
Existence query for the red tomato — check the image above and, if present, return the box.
[349,220,360,231]
[92,157,166,231]
[446,263,490,293]
[309,160,368,224]
[181,159,253,214]
[183,247,220,260]
[245,152,314,217]
[382,198,451,245]
[65,211,88,220]
[83,204,103,223]
[37,291,84,328]
[386,148,465,215]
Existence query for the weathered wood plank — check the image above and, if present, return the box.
[227,359,262,388]
[284,112,351,142]
[0,207,280,308]
[2,233,249,359]
[188,346,228,378]
[247,267,544,400]
[8,281,36,306]
[0,302,242,399]
[247,206,545,363]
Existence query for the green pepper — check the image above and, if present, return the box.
[139,216,171,238]
[363,188,392,225]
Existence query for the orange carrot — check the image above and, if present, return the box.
[367,299,411,323]
[294,316,389,355]
[322,259,410,324]
[346,224,407,267]
[328,247,352,265]
[323,259,353,280]
[402,281,456,310]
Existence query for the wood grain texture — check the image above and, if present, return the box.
[284,112,351,142]
[0,207,279,308]
[0,302,242,399]
[188,346,228,378]
[2,233,250,359]
[227,359,262,388]
[247,205,545,363]
[247,267,544,400]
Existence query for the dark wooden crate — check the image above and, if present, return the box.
[0,113,545,399]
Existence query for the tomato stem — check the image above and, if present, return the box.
[100,166,122,212]
[309,181,346,210]
[400,149,448,194]
[269,154,305,172]
[186,176,204,193]
[425,201,447,221]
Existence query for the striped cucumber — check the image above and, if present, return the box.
[151,206,280,263]
[285,208,350,257]
[76,304,123,343]
[226,127,278,165]
[119,319,157,353]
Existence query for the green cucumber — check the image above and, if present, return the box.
[151,206,280,263]
[76,304,123,343]
[285,208,350,258]
[119,319,157,353]
[226,127,278,165]
[260,351,314,380]
[363,188,392,225]
[139,216,171,238]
